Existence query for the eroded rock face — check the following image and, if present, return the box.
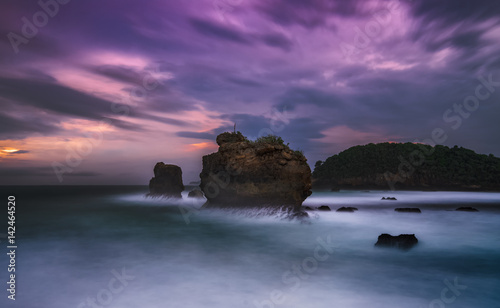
[149,163,184,198]
[200,132,312,210]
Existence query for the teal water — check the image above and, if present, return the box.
[0,186,499,308]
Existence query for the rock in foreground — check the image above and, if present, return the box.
[375,234,418,250]
[149,163,184,198]
[200,132,312,210]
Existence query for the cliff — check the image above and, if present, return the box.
[200,132,312,210]
[313,143,500,191]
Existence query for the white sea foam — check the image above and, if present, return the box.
[3,189,499,308]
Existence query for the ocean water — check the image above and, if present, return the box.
[0,186,499,308]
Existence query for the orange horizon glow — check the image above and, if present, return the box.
[186,142,217,152]
[2,148,20,153]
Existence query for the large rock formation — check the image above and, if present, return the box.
[149,163,184,198]
[313,143,500,191]
[200,132,312,211]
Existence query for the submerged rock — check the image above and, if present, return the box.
[456,207,479,212]
[148,163,184,198]
[375,234,418,250]
[200,132,312,210]
[289,211,309,220]
[395,208,421,213]
[303,206,315,211]
[188,189,205,198]
[336,207,358,212]
[382,197,397,200]
[318,205,332,211]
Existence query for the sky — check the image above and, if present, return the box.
[0,0,500,185]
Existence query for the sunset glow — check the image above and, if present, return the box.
[0,0,499,185]
[187,142,218,152]
[1,3,499,308]
[2,149,19,153]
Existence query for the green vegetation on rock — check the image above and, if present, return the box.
[253,135,285,145]
[313,143,500,191]
[218,132,305,158]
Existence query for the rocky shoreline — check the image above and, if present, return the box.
[313,143,500,192]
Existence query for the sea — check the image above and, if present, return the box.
[0,186,499,308]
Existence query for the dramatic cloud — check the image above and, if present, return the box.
[1,0,499,184]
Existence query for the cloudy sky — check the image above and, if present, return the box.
[1,0,500,185]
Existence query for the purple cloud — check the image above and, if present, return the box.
[1,0,500,184]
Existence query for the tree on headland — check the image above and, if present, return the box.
[313,143,500,190]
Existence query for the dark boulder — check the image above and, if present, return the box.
[317,205,332,211]
[395,208,421,213]
[303,206,315,211]
[148,163,184,198]
[336,207,358,212]
[382,197,397,200]
[188,189,205,198]
[375,234,418,250]
[289,211,309,220]
[456,207,479,212]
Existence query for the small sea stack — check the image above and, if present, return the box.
[395,208,421,213]
[148,163,184,198]
[375,234,418,250]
